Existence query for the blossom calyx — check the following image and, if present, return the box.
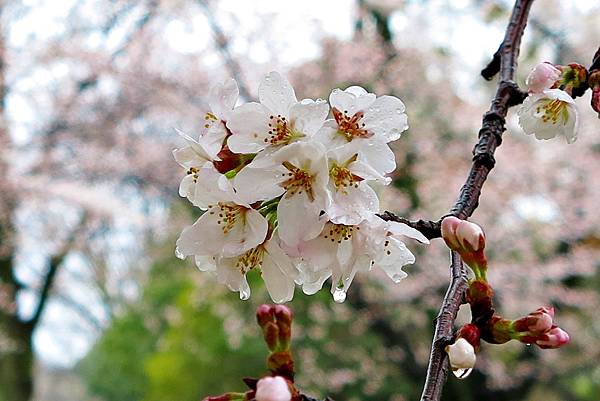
[558,63,588,97]
[255,376,292,401]
[446,338,476,371]
[525,62,561,93]
[202,392,247,401]
[457,324,481,349]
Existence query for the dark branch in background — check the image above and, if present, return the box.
[26,215,88,329]
[418,1,535,400]
[197,0,252,100]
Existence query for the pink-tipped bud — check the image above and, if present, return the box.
[441,217,486,253]
[536,326,570,349]
[203,393,246,401]
[445,338,476,370]
[255,376,292,401]
[257,304,274,327]
[514,307,554,335]
[525,62,561,93]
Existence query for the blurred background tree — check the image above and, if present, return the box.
[0,0,599,401]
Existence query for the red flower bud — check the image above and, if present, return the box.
[457,324,481,349]
[513,307,554,335]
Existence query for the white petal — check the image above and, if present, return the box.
[362,95,408,141]
[208,78,239,120]
[233,164,286,203]
[194,255,217,272]
[226,102,271,153]
[329,87,376,115]
[314,121,350,149]
[216,258,251,300]
[262,239,297,303]
[327,183,379,226]
[277,193,326,247]
[289,99,329,137]
[387,220,430,244]
[374,237,414,283]
[354,139,396,175]
[259,71,297,117]
[198,123,228,160]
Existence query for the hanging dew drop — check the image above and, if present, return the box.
[452,368,473,379]
[333,288,347,303]
[175,248,185,260]
[239,290,250,301]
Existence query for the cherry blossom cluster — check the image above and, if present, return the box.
[174,72,428,303]
[441,217,570,378]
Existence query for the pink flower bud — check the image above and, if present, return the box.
[536,326,570,349]
[589,71,600,118]
[525,62,561,93]
[441,216,461,250]
[457,324,481,349]
[455,221,485,252]
[445,338,476,370]
[514,307,554,335]
[255,376,292,401]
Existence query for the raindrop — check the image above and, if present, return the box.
[333,288,347,303]
[452,368,473,379]
[526,343,531,347]
[395,108,404,114]
[239,290,250,301]
[175,248,185,260]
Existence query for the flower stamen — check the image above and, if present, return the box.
[332,108,373,141]
[264,115,304,146]
[280,161,316,201]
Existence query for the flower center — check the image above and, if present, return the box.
[329,154,362,194]
[236,247,264,274]
[186,167,200,182]
[210,202,246,234]
[280,161,316,201]
[265,114,304,146]
[536,99,569,125]
[203,111,218,129]
[332,108,373,141]
[323,223,357,244]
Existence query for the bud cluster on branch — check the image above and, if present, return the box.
[441,217,570,377]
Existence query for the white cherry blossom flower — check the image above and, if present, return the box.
[199,78,239,159]
[234,141,330,247]
[517,88,579,144]
[194,233,298,302]
[175,179,268,258]
[292,215,428,301]
[325,142,390,225]
[226,72,329,154]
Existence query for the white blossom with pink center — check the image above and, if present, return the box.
[226,71,329,154]
[316,85,408,175]
[234,141,330,248]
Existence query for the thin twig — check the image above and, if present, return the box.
[418,1,535,400]
[420,251,469,401]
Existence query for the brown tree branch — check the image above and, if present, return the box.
[420,251,469,401]
[416,1,535,400]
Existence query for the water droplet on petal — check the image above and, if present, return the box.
[175,248,185,260]
[526,343,531,347]
[333,288,347,303]
[396,108,404,114]
[452,368,473,379]
[239,290,250,301]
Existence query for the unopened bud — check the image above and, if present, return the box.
[535,326,570,349]
[526,62,561,93]
[255,376,292,401]
[457,324,481,349]
[513,307,554,335]
[257,304,274,327]
[558,63,589,97]
[203,392,246,401]
[446,338,476,370]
